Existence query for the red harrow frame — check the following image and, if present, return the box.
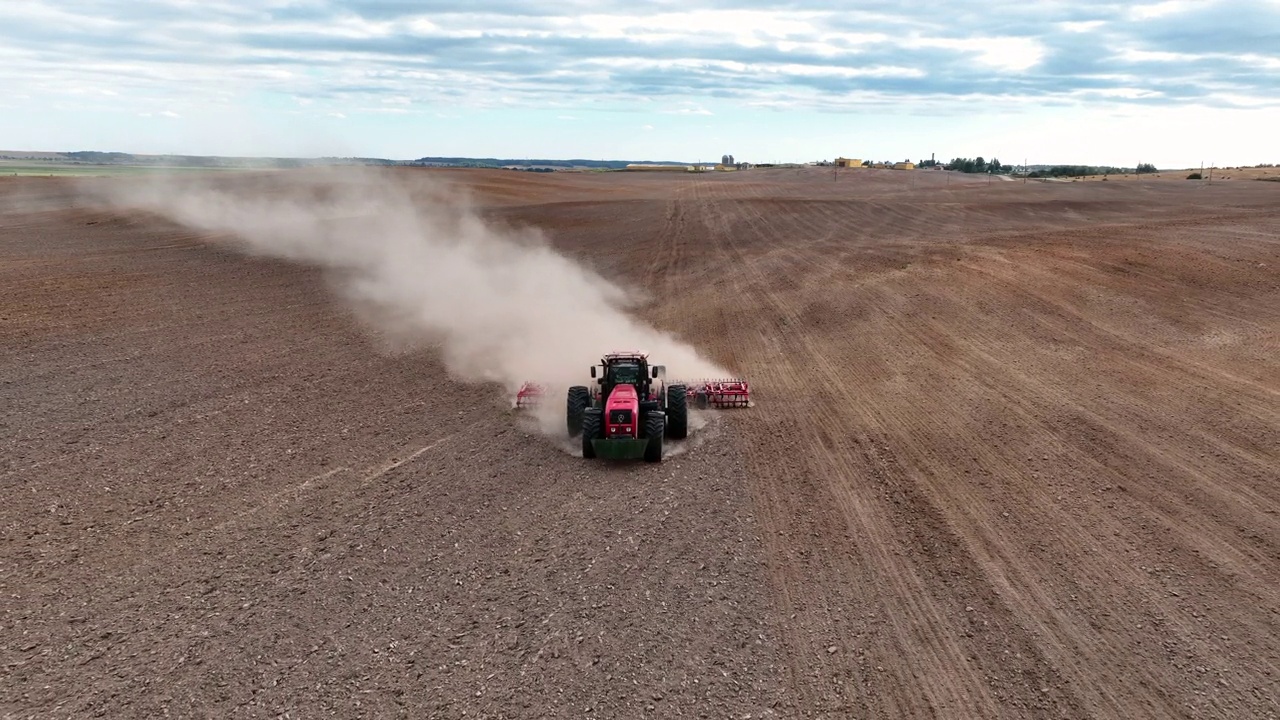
[514,378,751,410]
[514,382,547,409]
[681,378,752,409]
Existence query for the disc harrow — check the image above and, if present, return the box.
[513,377,751,410]
[683,378,753,408]
[514,381,546,409]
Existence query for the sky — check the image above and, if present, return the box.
[1,0,1278,167]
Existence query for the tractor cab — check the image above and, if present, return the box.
[590,351,661,402]
[608,362,641,386]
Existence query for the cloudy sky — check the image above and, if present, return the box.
[1,1,1277,167]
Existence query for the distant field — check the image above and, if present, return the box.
[3,167,1278,719]
[0,161,257,177]
[1065,166,1280,182]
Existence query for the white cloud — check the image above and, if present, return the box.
[1117,49,1193,63]
[1059,20,1107,33]
[1128,1,1208,20]
[573,9,828,44]
[0,2,1260,114]
[1073,87,1165,99]
[905,36,1046,72]
[0,0,1274,159]
[1205,92,1278,108]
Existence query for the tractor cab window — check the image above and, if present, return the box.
[609,364,640,384]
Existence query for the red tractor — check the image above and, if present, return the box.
[568,351,682,462]
[515,351,751,463]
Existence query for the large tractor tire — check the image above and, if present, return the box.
[643,412,665,463]
[665,384,688,439]
[581,408,602,459]
[566,385,591,437]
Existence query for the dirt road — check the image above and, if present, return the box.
[3,168,1277,718]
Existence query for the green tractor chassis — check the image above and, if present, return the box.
[586,437,653,460]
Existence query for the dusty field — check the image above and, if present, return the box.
[2,167,1278,719]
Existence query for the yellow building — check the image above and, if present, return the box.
[894,162,916,170]
[835,157,863,168]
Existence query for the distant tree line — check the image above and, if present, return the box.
[1028,165,1120,178]
[945,157,1007,174]
[938,158,1162,177]
[1024,163,1158,178]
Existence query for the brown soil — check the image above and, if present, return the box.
[3,167,1278,719]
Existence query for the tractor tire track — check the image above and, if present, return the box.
[706,183,1084,717]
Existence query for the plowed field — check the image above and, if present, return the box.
[3,168,1278,719]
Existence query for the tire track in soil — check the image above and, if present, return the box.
[571,172,1278,717]
[934,247,1280,562]
[856,282,1272,717]
[640,190,695,337]
[681,176,1082,717]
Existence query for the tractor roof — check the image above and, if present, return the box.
[602,351,647,362]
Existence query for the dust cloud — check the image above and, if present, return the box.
[93,167,731,435]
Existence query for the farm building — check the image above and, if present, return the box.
[894,162,916,170]
[835,157,863,168]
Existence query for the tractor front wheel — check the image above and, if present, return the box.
[566,385,591,437]
[643,412,665,463]
[665,384,688,439]
[581,408,602,459]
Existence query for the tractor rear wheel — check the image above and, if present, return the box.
[665,384,688,439]
[643,412,665,463]
[566,385,591,437]
[581,408,602,459]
